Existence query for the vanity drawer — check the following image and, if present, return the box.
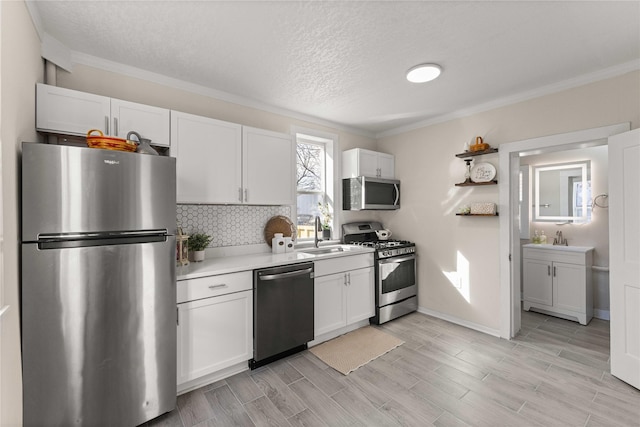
[177,271,252,303]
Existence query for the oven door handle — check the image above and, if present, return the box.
[378,254,416,264]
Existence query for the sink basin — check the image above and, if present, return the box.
[300,247,346,255]
[297,244,366,256]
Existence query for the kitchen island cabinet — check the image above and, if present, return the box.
[176,271,252,393]
[36,83,171,146]
[171,111,294,205]
[313,253,375,337]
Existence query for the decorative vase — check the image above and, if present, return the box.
[322,228,331,240]
[192,250,205,262]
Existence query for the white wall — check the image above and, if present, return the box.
[522,145,610,315]
[0,1,44,425]
[377,71,640,331]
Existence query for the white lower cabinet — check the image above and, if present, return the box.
[522,244,594,325]
[176,271,252,388]
[314,254,375,337]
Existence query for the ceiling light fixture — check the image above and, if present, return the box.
[406,63,442,83]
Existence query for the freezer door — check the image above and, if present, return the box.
[21,238,176,427]
[22,142,176,241]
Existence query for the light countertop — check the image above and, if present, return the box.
[522,243,594,252]
[176,245,374,280]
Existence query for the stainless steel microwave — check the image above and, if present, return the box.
[342,177,400,210]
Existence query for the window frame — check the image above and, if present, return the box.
[292,126,339,242]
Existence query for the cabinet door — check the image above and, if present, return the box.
[314,273,347,336]
[171,111,242,204]
[36,83,110,136]
[177,290,252,385]
[111,98,171,147]
[522,258,553,306]
[242,127,294,205]
[358,149,380,177]
[377,152,395,179]
[553,262,586,313]
[346,267,375,324]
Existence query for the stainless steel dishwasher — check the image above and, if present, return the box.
[250,262,314,369]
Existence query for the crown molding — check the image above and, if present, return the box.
[377,59,640,139]
[70,51,376,139]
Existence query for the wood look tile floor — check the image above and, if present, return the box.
[145,311,640,427]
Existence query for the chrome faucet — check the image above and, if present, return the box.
[314,215,323,248]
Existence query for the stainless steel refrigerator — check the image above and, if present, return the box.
[21,142,177,426]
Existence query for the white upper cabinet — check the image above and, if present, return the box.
[110,98,170,147]
[171,113,294,205]
[342,148,395,179]
[171,111,242,204]
[36,83,171,147]
[242,126,295,205]
[36,83,110,136]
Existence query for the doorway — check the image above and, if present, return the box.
[497,123,630,339]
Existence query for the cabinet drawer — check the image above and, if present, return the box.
[315,253,374,277]
[177,271,252,303]
[523,248,586,265]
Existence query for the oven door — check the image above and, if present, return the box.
[378,253,417,306]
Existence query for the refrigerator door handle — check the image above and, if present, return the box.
[37,230,169,249]
[38,229,168,241]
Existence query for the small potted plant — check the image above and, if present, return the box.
[188,233,213,262]
[318,202,332,240]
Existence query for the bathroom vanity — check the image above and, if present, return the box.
[522,244,594,325]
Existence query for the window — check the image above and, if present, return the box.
[294,130,337,240]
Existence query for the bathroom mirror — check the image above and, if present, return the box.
[533,161,591,223]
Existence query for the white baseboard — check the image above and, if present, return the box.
[417,306,501,338]
[177,361,248,395]
[593,309,610,321]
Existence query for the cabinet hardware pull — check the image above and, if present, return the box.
[105,116,109,134]
[244,188,248,202]
[548,265,551,276]
[208,284,228,290]
[114,117,118,136]
[238,188,243,202]
[553,266,556,277]
[344,274,347,286]
[347,272,351,286]
[176,307,179,326]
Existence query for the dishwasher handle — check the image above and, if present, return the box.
[258,267,313,281]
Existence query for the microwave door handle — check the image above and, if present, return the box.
[393,184,400,206]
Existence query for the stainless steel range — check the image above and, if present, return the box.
[342,222,417,324]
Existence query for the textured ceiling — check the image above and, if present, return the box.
[30,1,640,136]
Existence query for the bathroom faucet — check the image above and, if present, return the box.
[553,230,568,246]
[314,216,323,248]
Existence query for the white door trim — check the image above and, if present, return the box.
[609,128,640,388]
[499,123,630,338]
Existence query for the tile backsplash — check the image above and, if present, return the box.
[177,204,291,248]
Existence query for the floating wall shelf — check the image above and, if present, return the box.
[455,180,498,187]
[455,148,499,158]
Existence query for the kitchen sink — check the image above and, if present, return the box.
[297,245,367,256]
